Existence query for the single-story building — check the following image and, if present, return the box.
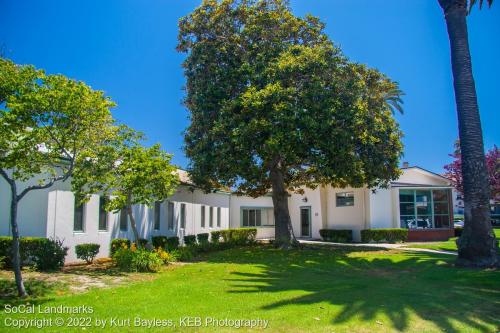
[1,166,454,262]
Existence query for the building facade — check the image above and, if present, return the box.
[1,166,454,262]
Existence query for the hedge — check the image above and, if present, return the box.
[152,236,179,250]
[0,236,48,267]
[361,228,408,243]
[184,235,197,246]
[110,238,131,256]
[197,233,209,244]
[319,229,353,243]
[210,231,221,244]
[220,228,257,245]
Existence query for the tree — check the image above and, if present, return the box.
[0,57,117,296]
[444,141,500,201]
[73,133,180,246]
[437,0,498,267]
[177,0,404,247]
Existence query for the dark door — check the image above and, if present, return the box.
[300,207,311,237]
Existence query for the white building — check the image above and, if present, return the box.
[1,166,454,262]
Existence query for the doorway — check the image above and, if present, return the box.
[300,207,311,237]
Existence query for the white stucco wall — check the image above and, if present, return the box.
[368,188,394,229]
[289,187,324,239]
[325,187,367,241]
[229,194,275,239]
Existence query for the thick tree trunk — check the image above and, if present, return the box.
[10,189,27,297]
[438,0,498,267]
[270,167,298,249]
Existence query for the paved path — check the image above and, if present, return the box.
[298,239,458,256]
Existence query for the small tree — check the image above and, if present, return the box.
[74,137,180,246]
[178,0,403,247]
[445,141,500,201]
[0,58,117,296]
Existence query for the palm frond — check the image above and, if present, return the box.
[468,0,494,14]
[384,87,404,115]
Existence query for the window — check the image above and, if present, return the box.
[241,207,274,227]
[74,200,85,232]
[217,207,221,227]
[98,196,108,231]
[120,208,128,231]
[209,207,214,227]
[399,189,451,229]
[336,192,354,207]
[167,202,174,230]
[200,206,205,228]
[180,203,186,229]
[154,201,161,230]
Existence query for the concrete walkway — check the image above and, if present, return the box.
[298,239,458,256]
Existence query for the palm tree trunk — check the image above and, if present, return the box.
[10,187,27,297]
[438,0,498,267]
[270,165,298,249]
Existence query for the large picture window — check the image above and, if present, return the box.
[241,207,274,227]
[399,189,451,229]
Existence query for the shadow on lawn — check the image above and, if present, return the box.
[0,279,59,307]
[207,246,500,333]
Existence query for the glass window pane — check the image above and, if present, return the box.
[415,190,431,203]
[416,216,432,229]
[416,202,431,215]
[201,206,205,228]
[399,189,414,202]
[167,202,174,230]
[217,207,221,227]
[400,216,415,229]
[256,210,261,226]
[209,207,213,227]
[98,197,107,231]
[433,190,448,202]
[74,202,84,232]
[434,215,450,228]
[120,208,128,231]
[400,203,415,215]
[154,202,161,230]
[336,192,354,207]
[243,210,248,227]
[181,204,186,228]
[249,210,255,227]
[434,202,449,215]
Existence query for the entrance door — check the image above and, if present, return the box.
[300,207,311,237]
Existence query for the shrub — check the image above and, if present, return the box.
[220,228,257,245]
[113,248,162,272]
[75,243,100,264]
[361,228,408,243]
[319,229,353,243]
[154,247,177,264]
[197,233,209,244]
[454,227,463,237]
[0,236,47,267]
[110,238,130,256]
[138,238,149,248]
[171,247,194,262]
[166,237,179,251]
[183,235,197,246]
[33,238,68,271]
[210,231,221,244]
[152,236,168,249]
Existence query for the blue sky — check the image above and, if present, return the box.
[1,0,498,173]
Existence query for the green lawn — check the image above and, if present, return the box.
[1,246,499,332]
[406,228,500,252]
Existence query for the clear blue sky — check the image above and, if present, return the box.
[1,0,498,173]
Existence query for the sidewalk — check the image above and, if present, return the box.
[297,239,458,256]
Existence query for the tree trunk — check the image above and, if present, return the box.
[10,188,27,297]
[270,167,298,249]
[438,0,498,267]
[126,198,141,248]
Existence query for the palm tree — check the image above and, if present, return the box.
[437,0,497,267]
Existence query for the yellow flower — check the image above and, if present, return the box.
[130,243,137,252]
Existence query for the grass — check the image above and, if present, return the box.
[1,246,499,332]
[405,228,500,252]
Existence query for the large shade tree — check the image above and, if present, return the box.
[73,132,180,246]
[178,0,404,247]
[0,58,117,296]
[437,0,498,267]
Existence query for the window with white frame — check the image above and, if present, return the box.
[74,199,85,232]
[241,207,274,227]
[209,206,214,227]
[217,207,221,227]
[200,205,205,228]
[154,201,161,230]
[336,192,354,207]
[167,201,174,230]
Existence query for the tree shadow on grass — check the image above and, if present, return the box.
[207,246,500,332]
[0,279,60,307]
